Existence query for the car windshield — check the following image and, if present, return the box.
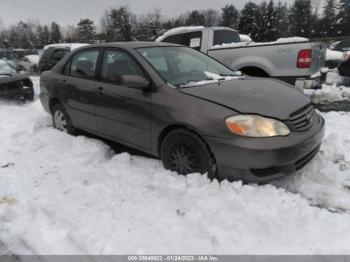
[136,46,239,87]
[0,60,16,74]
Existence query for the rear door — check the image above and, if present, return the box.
[60,49,100,132]
[94,49,151,150]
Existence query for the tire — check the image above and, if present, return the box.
[160,129,217,180]
[52,103,75,134]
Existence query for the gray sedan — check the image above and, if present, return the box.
[39,42,325,183]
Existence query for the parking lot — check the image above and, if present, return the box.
[0,76,349,254]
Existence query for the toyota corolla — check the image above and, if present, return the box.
[39,42,325,183]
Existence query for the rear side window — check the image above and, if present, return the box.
[101,50,144,84]
[69,50,99,79]
[40,48,52,60]
[163,31,203,51]
[213,30,240,46]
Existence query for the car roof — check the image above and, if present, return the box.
[84,41,181,50]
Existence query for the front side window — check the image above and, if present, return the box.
[137,46,234,87]
[51,49,70,62]
[70,50,99,79]
[101,50,144,84]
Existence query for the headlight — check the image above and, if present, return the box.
[225,115,290,137]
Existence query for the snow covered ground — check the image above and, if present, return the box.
[0,77,350,255]
[304,71,350,108]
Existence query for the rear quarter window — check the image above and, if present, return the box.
[213,30,240,46]
[163,31,203,51]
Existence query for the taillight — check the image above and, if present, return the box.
[297,49,312,68]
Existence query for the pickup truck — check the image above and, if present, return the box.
[156,26,327,89]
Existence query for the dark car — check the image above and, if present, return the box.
[334,40,350,53]
[0,59,34,101]
[338,54,350,77]
[39,44,88,74]
[39,42,325,183]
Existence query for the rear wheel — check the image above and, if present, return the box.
[160,129,217,180]
[52,103,75,134]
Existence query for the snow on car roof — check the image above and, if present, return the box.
[43,43,89,50]
[155,26,205,42]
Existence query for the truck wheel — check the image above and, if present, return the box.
[52,103,75,134]
[160,129,217,180]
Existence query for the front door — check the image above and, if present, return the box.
[95,49,151,150]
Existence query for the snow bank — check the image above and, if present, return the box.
[304,84,350,104]
[155,27,205,42]
[304,72,350,104]
[274,111,350,213]
[1,77,350,254]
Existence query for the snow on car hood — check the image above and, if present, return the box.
[179,77,310,120]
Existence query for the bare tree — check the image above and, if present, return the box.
[201,9,221,26]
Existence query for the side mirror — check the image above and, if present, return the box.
[121,75,149,90]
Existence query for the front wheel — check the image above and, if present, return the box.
[160,129,217,179]
[52,103,75,134]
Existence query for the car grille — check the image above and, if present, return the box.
[288,104,317,132]
[0,81,23,92]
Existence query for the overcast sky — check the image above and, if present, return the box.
[0,0,285,27]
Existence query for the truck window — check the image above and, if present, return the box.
[163,32,203,51]
[213,30,240,46]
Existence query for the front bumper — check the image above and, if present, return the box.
[206,115,325,183]
[0,86,34,101]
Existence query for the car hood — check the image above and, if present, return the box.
[0,73,28,84]
[179,77,311,120]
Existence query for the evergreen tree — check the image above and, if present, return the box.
[185,10,205,26]
[275,2,290,38]
[77,19,96,43]
[337,0,350,36]
[239,2,259,40]
[35,25,45,48]
[135,9,163,41]
[321,0,337,37]
[220,4,240,29]
[49,22,62,43]
[289,0,315,37]
[42,25,50,45]
[256,1,269,41]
